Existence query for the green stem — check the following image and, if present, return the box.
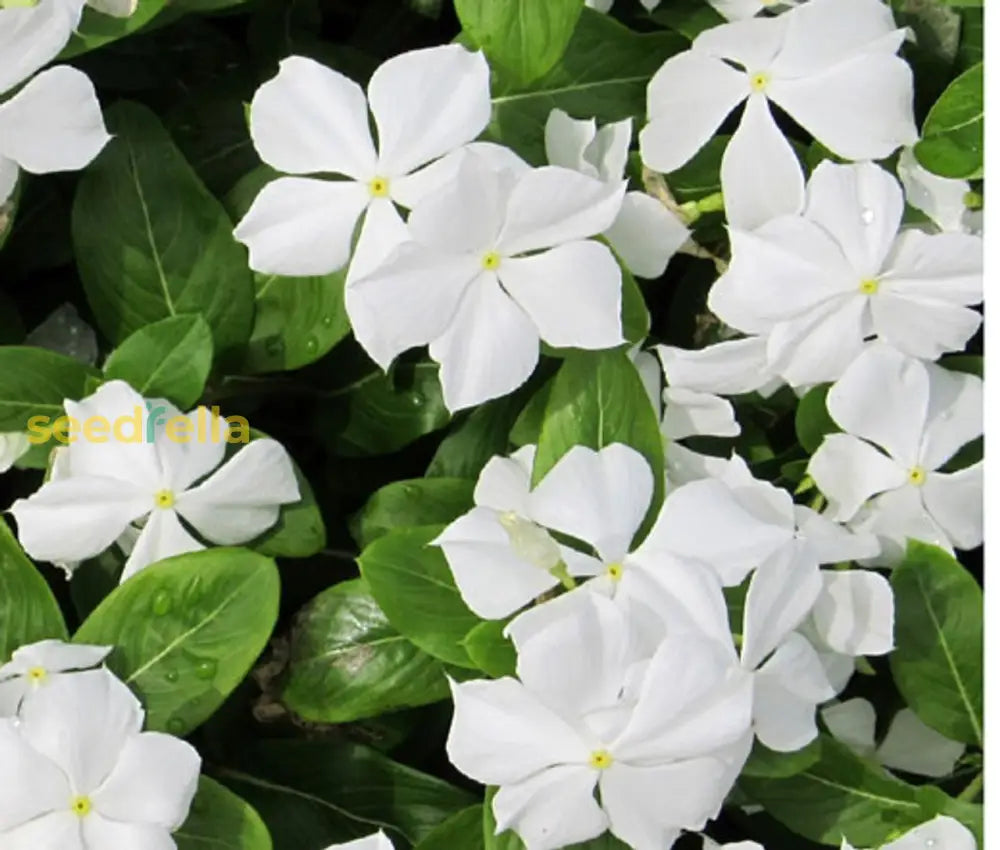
[549,561,577,591]
[958,771,983,802]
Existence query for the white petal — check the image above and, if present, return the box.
[665,444,732,487]
[853,486,953,566]
[0,720,71,830]
[770,0,903,78]
[0,66,109,175]
[877,709,964,778]
[10,477,150,565]
[741,542,823,671]
[656,337,773,395]
[18,669,143,795]
[544,109,597,176]
[91,732,200,828]
[588,119,632,183]
[430,275,539,412]
[871,294,981,362]
[882,817,976,850]
[320,834,395,850]
[0,812,83,850]
[498,242,624,350]
[0,3,84,95]
[801,161,903,280]
[248,56,376,179]
[896,148,970,233]
[693,14,789,68]
[344,197,410,286]
[0,681,25,717]
[765,295,869,387]
[493,765,605,850]
[793,506,880,564]
[826,344,929,465]
[614,635,753,761]
[769,53,917,161]
[606,192,689,278]
[234,176,369,276]
[647,478,791,585]
[882,229,983,305]
[81,817,176,850]
[706,0,769,20]
[473,448,535,513]
[345,244,479,369]
[920,363,983,471]
[601,759,729,846]
[369,45,491,178]
[640,52,748,173]
[922,465,983,551]
[820,698,877,756]
[498,167,625,256]
[152,408,227,493]
[632,350,663,414]
[811,569,894,656]
[530,444,653,563]
[432,508,559,620]
[722,95,805,230]
[446,677,591,785]
[752,634,834,751]
[1,640,110,680]
[119,508,204,583]
[661,387,739,440]
[176,439,299,544]
[86,0,138,16]
[808,434,907,522]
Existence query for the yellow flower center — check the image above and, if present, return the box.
[907,466,927,486]
[71,795,92,818]
[27,666,47,684]
[481,251,502,271]
[749,71,770,93]
[606,562,624,582]
[859,278,879,295]
[153,489,176,509]
[368,176,390,198]
[589,749,614,770]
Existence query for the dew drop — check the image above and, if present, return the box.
[321,315,334,328]
[408,391,424,408]
[195,660,217,680]
[403,484,419,498]
[165,669,179,683]
[166,717,186,734]
[151,591,172,617]
[860,207,875,225]
[305,335,318,354]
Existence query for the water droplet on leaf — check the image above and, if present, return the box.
[151,591,172,616]
[195,660,217,680]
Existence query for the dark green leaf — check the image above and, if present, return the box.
[795,384,838,454]
[0,346,98,431]
[176,776,273,850]
[351,478,474,550]
[915,62,983,178]
[415,806,485,850]
[427,392,526,479]
[463,620,516,678]
[741,738,821,779]
[61,0,168,57]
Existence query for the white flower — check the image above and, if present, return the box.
[897,148,982,235]
[433,446,589,619]
[822,698,964,778]
[10,380,300,581]
[709,161,983,386]
[585,0,660,11]
[0,667,200,849]
[0,639,110,716]
[545,109,689,278]
[704,840,765,850]
[448,593,753,850]
[641,0,917,229]
[0,432,30,473]
[0,65,110,206]
[707,0,806,21]
[808,345,983,563]
[322,833,394,850]
[234,46,491,278]
[345,149,625,411]
[0,0,135,95]
[842,817,976,850]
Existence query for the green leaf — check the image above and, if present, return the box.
[650,0,726,40]
[251,452,327,559]
[351,478,474,550]
[281,578,449,723]
[415,806,485,850]
[457,0,585,85]
[103,314,214,409]
[666,135,728,203]
[176,776,273,850]
[890,541,983,746]
[74,548,280,735]
[463,620,516,678]
[915,62,983,178]
[359,525,480,668]
[533,349,665,534]
[217,740,476,848]
[741,738,821,779]
[72,102,254,359]
[488,9,686,164]
[427,392,527,479]
[509,378,553,447]
[0,519,67,662]
[61,0,167,57]
[0,346,98,431]
[740,735,926,846]
[620,263,650,343]
[794,383,838,454]
[321,360,451,456]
